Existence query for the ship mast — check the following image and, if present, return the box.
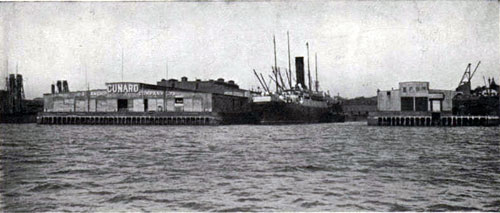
[306,42,311,91]
[273,35,278,94]
[315,53,319,92]
[287,31,292,89]
[5,59,8,90]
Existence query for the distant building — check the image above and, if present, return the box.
[369,79,499,127]
[340,96,377,121]
[157,77,251,98]
[377,81,456,115]
[453,77,499,116]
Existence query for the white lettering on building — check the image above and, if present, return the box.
[107,83,140,93]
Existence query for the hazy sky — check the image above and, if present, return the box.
[1,1,498,99]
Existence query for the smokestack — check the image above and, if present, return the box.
[295,57,305,89]
[63,80,69,92]
[8,74,15,91]
[16,74,23,97]
[56,80,62,93]
[51,84,55,94]
[16,74,23,93]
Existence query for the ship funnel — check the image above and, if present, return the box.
[8,74,16,91]
[51,84,55,94]
[62,80,69,92]
[295,57,305,89]
[56,80,62,93]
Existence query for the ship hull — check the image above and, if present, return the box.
[251,101,343,124]
[0,113,38,123]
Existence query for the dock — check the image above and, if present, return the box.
[367,115,499,127]
[38,112,220,125]
[37,111,258,125]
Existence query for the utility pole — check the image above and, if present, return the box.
[121,48,124,82]
[85,63,90,112]
[85,62,88,90]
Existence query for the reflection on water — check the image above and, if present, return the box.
[0,123,499,211]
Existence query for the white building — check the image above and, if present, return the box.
[377,82,456,114]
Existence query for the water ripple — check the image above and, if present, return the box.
[1,123,499,211]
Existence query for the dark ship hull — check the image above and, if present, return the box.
[453,96,499,116]
[0,113,38,123]
[251,101,344,124]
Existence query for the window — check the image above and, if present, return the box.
[387,91,391,96]
[409,87,413,92]
[401,97,414,111]
[175,98,184,104]
[403,87,407,93]
[416,87,420,92]
[117,99,128,112]
[422,86,427,90]
[415,97,428,112]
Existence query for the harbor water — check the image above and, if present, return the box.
[0,123,499,211]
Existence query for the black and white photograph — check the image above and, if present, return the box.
[0,0,499,211]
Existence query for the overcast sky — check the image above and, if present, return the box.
[1,1,498,99]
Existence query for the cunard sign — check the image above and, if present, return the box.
[106,83,140,93]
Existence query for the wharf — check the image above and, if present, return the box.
[37,112,256,125]
[368,115,499,127]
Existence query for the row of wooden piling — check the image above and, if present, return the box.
[37,116,218,125]
[375,116,498,126]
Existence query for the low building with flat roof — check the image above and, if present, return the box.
[40,80,256,125]
[368,81,499,126]
[376,81,456,115]
[340,96,377,121]
[157,77,251,98]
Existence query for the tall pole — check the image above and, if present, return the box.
[84,61,88,90]
[287,31,292,89]
[306,42,311,91]
[5,60,7,91]
[273,35,278,94]
[121,48,124,81]
[85,63,90,112]
[315,52,319,92]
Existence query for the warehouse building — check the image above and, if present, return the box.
[376,81,456,114]
[340,96,377,121]
[365,81,500,126]
[157,77,251,97]
[40,80,255,125]
[44,82,251,113]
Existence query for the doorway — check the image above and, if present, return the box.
[118,99,128,112]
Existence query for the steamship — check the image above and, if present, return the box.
[1,73,43,123]
[250,36,344,124]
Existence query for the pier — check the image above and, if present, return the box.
[38,115,218,125]
[37,112,223,125]
[367,115,499,127]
